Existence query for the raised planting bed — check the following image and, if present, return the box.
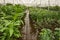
[29,7,60,40]
[0,4,26,40]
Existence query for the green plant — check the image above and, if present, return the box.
[54,28,60,40]
[39,28,53,40]
[29,7,60,40]
[0,4,26,40]
[29,7,60,29]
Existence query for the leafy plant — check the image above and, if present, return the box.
[0,4,26,40]
[29,7,60,40]
[54,28,60,40]
[29,7,60,29]
[39,28,53,40]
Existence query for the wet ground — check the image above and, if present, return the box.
[21,10,38,40]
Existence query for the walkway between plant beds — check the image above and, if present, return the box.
[22,9,38,40]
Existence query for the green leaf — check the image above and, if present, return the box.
[14,20,20,26]
[9,22,14,37]
[9,27,14,37]
[0,27,7,32]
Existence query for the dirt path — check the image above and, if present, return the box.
[22,9,38,40]
[22,9,31,40]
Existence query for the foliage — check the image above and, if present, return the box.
[38,28,60,40]
[49,6,60,11]
[29,7,60,40]
[0,4,26,40]
[54,28,60,40]
[40,6,60,11]
[39,28,53,40]
[29,7,60,29]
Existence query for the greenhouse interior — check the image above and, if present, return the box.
[0,0,60,40]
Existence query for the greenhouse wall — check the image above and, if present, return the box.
[0,0,60,6]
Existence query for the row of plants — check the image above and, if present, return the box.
[0,4,26,40]
[40,6,60,11]
[29,7,60,40]
[39,28,60,40]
